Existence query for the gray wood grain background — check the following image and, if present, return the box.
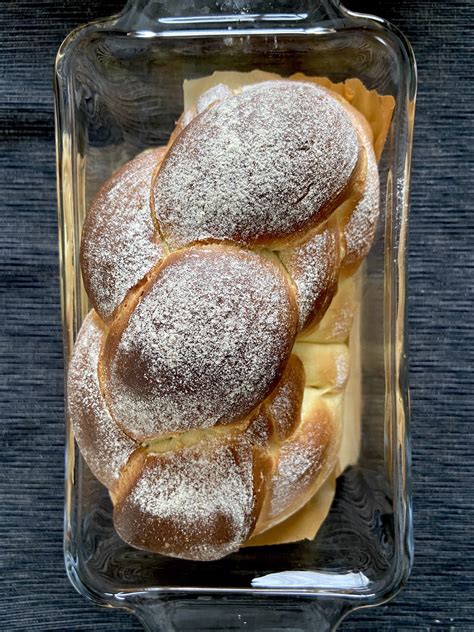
[0,0,472,629]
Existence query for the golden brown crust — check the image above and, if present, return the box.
[69,309,344,553]
[102,244,298,441]
[340,147,379,274]
[262,354,305,441]
[152,80,361,249]
[278,221,340,333]
[254,388,343,534]
[113,436,266,561]
[67,311,137,491]
[81,148,167,322]
[332,100,380,275]
[164,81,373,334]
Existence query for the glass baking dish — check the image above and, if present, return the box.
[54,1,416,629]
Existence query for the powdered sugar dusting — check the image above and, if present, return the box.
[269,406,331,521]
[267,380,298,440]
[342,132,380,268]
[81,148,166,321]
[124,438,256,559]
[68,311,136,490]
[270,440,324,520]
[279,224,339,332]
[107,246,297,440]
[71,77,364,557]
[196,83,233,113]
[334,351,350,390]
[265,356,304,441]
[322,300,354,343]
[153,80,359,248]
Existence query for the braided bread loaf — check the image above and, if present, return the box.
[69,79,379,561]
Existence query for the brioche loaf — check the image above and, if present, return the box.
[68,78,380,560]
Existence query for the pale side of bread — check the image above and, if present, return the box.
[337,270,362,476]
[297,276,357,344]
[293,342,350,391]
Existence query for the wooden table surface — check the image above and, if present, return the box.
[1,0,472,629]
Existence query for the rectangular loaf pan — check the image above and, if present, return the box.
[55,1,416,629]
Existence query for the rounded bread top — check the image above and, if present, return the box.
[265,389,335,525]
[81,148,167,322]
[331,100,380,273]
[341,130,380,271]
[104,245,298,441]
[153,80,360,249]
[113,435,263,561]
[279,222,340,333]
[67,311,136,490]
